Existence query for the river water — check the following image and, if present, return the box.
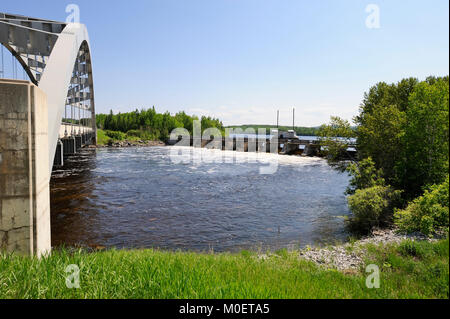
[50,146,350,252]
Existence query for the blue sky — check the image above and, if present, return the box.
[2,0,449,126]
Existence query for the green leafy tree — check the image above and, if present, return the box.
[356,103,406,185]
[346,157,385,195]
[96,107,224,142]
[317,116,356,170]
[399,77,449,198]
[313,76,448,235]
[352,76,448,200]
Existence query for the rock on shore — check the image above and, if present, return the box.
[298,228,438,271]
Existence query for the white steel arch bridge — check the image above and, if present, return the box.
[0,12,96,174]
[0,12,96,255]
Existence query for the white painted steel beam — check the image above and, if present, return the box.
[1,13,96,175]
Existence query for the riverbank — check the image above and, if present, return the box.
[96,140,166,148]
[1,234,447,298]
[95,129,165,148]
[298,228,445,271]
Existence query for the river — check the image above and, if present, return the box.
[50,146,351,252]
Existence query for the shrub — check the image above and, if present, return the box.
[399,240,427,258]
[126,130,142,138]
[394,176,449,235]
[347,185,402,234]
[317,116,357,170]
[96,129,110,145]
[346,157,385,195]
[104,130,126,140]
[126,129,158,141]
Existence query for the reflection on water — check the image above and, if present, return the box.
[50,147,350,252]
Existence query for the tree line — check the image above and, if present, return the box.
[96,107,224,141]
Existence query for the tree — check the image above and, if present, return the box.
[319,75,448,234]
[318,116,356,171]
[399,77,449,198]
[356,103,406,184]
[353,76,449,200]
[346,157,385,195]
[96,107,223,142]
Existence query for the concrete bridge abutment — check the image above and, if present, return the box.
[0,79,51,256]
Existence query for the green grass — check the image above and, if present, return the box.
[0,239,448,299]
[363,238,449,298]
[96,129,110,145]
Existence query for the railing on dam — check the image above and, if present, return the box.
[167,136,357,157]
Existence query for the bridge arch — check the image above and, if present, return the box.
[1,13,96,174]
[1,13,96,255]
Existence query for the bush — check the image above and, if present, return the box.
[126,129,159,141]
[394,176,449,235]
[126,130,143,138]
[399,240,429,258]
[346,157,385,195]
[347,185,402,234]
[317,116,357,170]
[104,130,126,140]
[96,129,110,145]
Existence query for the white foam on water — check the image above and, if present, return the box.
[167,146,326,167]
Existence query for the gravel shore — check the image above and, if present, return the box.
[298,228,438,271]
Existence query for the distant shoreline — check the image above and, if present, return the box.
[95,139,166,148]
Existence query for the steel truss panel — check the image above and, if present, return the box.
[1,12,96,174]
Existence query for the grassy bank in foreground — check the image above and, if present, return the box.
[0,239,448,299]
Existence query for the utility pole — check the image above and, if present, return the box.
[292,107,295,131]
[277,110,279,128]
